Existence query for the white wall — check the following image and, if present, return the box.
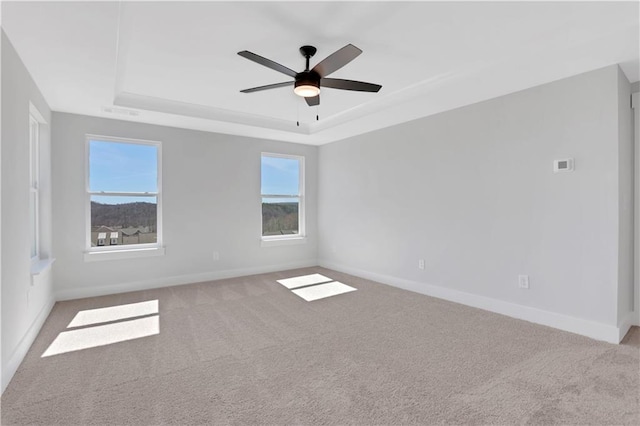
[632,83,640,325]
[616,68,634,331]
[1,14,4,397]
[1,16,4,396]
[318,65,628,342]
[51,113,318,299]
[1,31,55,392]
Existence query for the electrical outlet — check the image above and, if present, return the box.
[518,275,530,289]
[212,251,220,261]
[418,259,425,270]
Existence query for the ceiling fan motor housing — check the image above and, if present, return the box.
[295,70,321,91]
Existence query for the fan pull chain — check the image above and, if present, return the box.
[316,105,319,121]
[296,100,300,127]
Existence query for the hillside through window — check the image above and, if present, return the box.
[87,137,161,250]
[261,153,304,238]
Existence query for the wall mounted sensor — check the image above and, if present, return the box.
[553,158,574,173]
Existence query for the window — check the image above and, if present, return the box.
[29,103,55,275]
[86,136,162,254]
[29,114,40,259]
[261,153,304,240]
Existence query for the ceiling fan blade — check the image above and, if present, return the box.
[321,78,382,92]
[305,95,320,107]
[237,51,297,78]
[311,44,362,78]
[240,81,293,93]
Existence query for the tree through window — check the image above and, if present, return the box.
[261,153,304,238]
[87,136,161,250]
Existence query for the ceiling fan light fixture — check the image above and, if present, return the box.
[294,81,320,97]
[239,44,381,107]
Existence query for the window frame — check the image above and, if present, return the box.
[29,113,40,261]
[85,134,163,255]
[260,152,305,242]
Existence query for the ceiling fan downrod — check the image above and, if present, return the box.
[299,45,317,71]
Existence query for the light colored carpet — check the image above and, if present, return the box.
[2,267,638,425]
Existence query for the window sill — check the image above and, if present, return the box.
[31,258,55,276]
[84,246,165,262]
[261,237,307,247]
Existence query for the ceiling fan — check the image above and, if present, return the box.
[238,44,382,107]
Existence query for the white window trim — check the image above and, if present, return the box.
[29,114,40,261]
[29,103,52,277]
[85,134,163,260]
[261,152,306,243]
[260,237,307,247]
[31,257,55,276]
[84,246,166,262]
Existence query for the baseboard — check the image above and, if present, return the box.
[55,260,318,301]
[319,260,622,344]
[1,294,56,394]
[618,311,637,342]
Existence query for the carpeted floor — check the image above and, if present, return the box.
[2,267,639,425]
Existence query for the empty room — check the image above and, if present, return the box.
[1,1,639,424]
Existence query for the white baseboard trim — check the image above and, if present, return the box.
[55,260,318,301]
[618,311,637,342]
[1,294,56,394]
[319,260,622,344]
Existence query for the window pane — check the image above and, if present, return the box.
[91,195,157,247]
[262,198,299,236]
[89,140,158,192]
[30,191,37,258]
[261,156,299,196]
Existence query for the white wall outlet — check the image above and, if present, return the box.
[553,158,574,173]
[212,251,220,261]
[418,259,425,270]
[518,274,530,289]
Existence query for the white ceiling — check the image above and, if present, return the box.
[2,1,639,145]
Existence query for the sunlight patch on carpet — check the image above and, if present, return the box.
[42,316,160,357]
[277,273,333,289]
[68,300,159,328]
[291,281,357,301]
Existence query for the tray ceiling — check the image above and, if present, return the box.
[2,1,638,145]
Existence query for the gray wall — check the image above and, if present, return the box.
[318,65,625,328]
[1,31,54,392]
[617,67,634,324]
[51,113,318,298]
[634,86,640,325]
